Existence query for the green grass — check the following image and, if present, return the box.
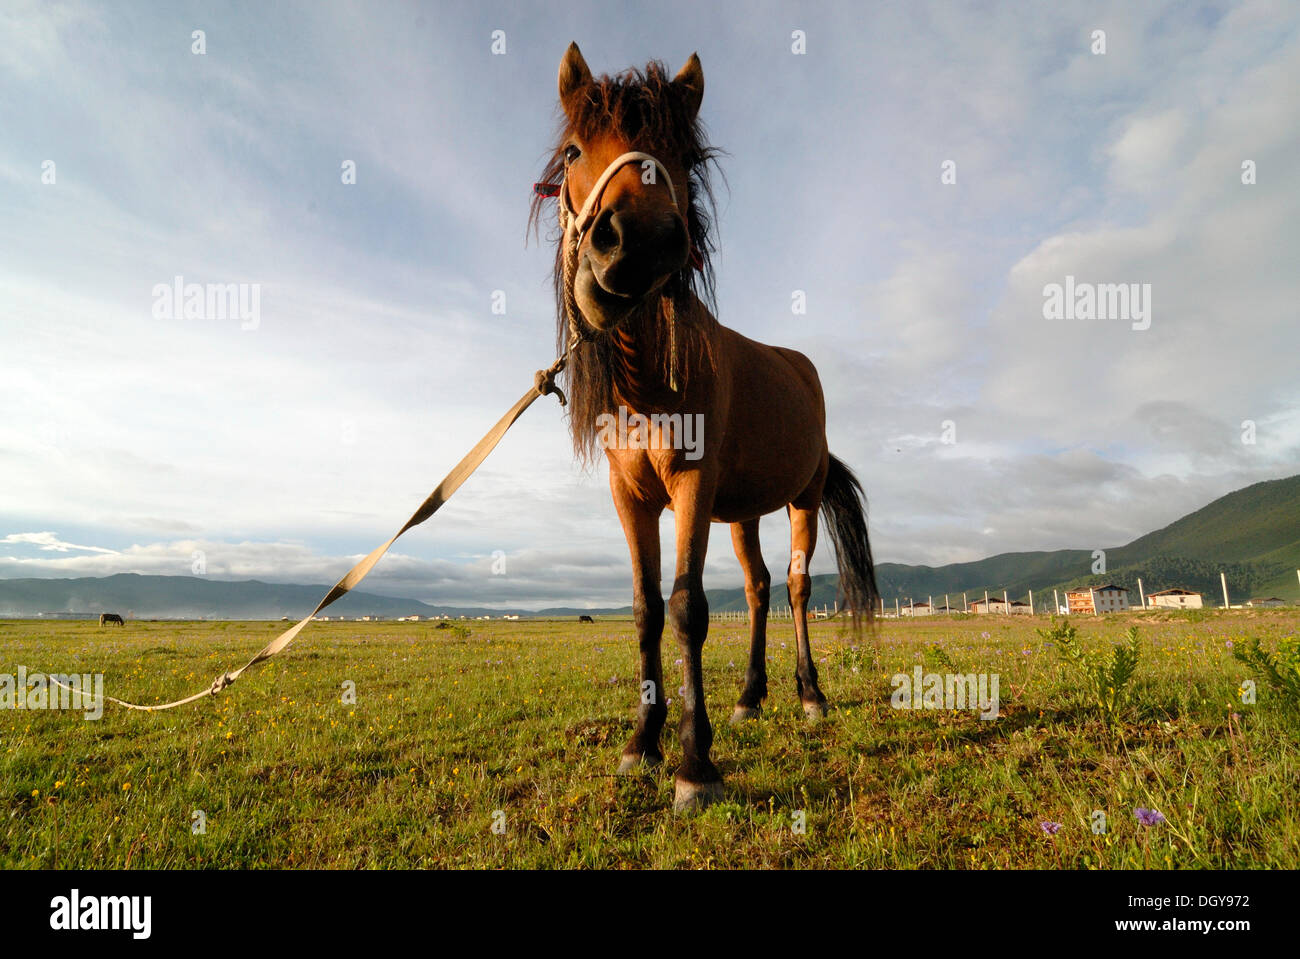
[2,611,1298,868]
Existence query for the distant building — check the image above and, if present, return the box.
[1008,600,1032,615]
[969,596,1008,614]
[1246,597,1286,608]
[1066,585,1130,614]
[1065,589,1094,615]
[900,601,932,617]
[1147,588,1203,609]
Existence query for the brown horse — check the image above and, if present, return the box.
[532,44,879,811]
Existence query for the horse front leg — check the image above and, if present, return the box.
[611,478,667,773]
[669,487,723,812]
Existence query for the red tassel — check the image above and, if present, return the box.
[533,182,561,198]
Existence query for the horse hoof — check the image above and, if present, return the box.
[673,778,724,814]
[730,705,762,724]
[803,701,828,721]
[617,752,662,775]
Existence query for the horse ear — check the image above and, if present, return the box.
[673,53,704,119]
[558,42,592,111]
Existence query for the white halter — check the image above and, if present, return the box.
[560,151,681,247]
[557,151,685,391]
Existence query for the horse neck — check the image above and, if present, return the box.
[609,295,701,412]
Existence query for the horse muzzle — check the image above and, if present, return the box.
[574,210,689,330]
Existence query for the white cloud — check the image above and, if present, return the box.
[0,531,118,554]
[1108,109,1190,194]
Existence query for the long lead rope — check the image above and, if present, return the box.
[50,347,577,711]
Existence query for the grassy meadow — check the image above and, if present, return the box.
[2,609,1298,869]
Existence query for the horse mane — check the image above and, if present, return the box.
[529,59,725,464]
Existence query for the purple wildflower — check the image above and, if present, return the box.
[1134,807,1166,827]
[1040,821,1063,836]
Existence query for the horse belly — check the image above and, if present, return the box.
[710,449,821,521]
[710,345,825,521]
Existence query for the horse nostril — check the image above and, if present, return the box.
[590,208,620,256]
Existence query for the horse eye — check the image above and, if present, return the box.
[563,144,581,165]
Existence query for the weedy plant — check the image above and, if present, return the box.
[833,644,873,675]
[1232,636,1300,713]
[1040,618,1141,737]
[429,622,472,641]
[923,643,958,673]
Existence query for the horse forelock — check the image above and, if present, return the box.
[528,59,724,464]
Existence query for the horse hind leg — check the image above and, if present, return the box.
[788,505,828,719]
[729,518,770,723]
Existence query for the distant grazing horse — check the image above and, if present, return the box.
[99,613,125,627]
[578,614,596,623]
[531,44,879,810]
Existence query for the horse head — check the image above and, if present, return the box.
[545,43,711,333]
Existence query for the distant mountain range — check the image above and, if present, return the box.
[2,475,1297,619]
[0,573,604,620]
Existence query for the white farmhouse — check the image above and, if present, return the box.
[1147,588,1203,609]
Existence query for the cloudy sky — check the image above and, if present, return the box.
[2,0,1297,609]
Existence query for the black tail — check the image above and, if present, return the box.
[819,454,880,631]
